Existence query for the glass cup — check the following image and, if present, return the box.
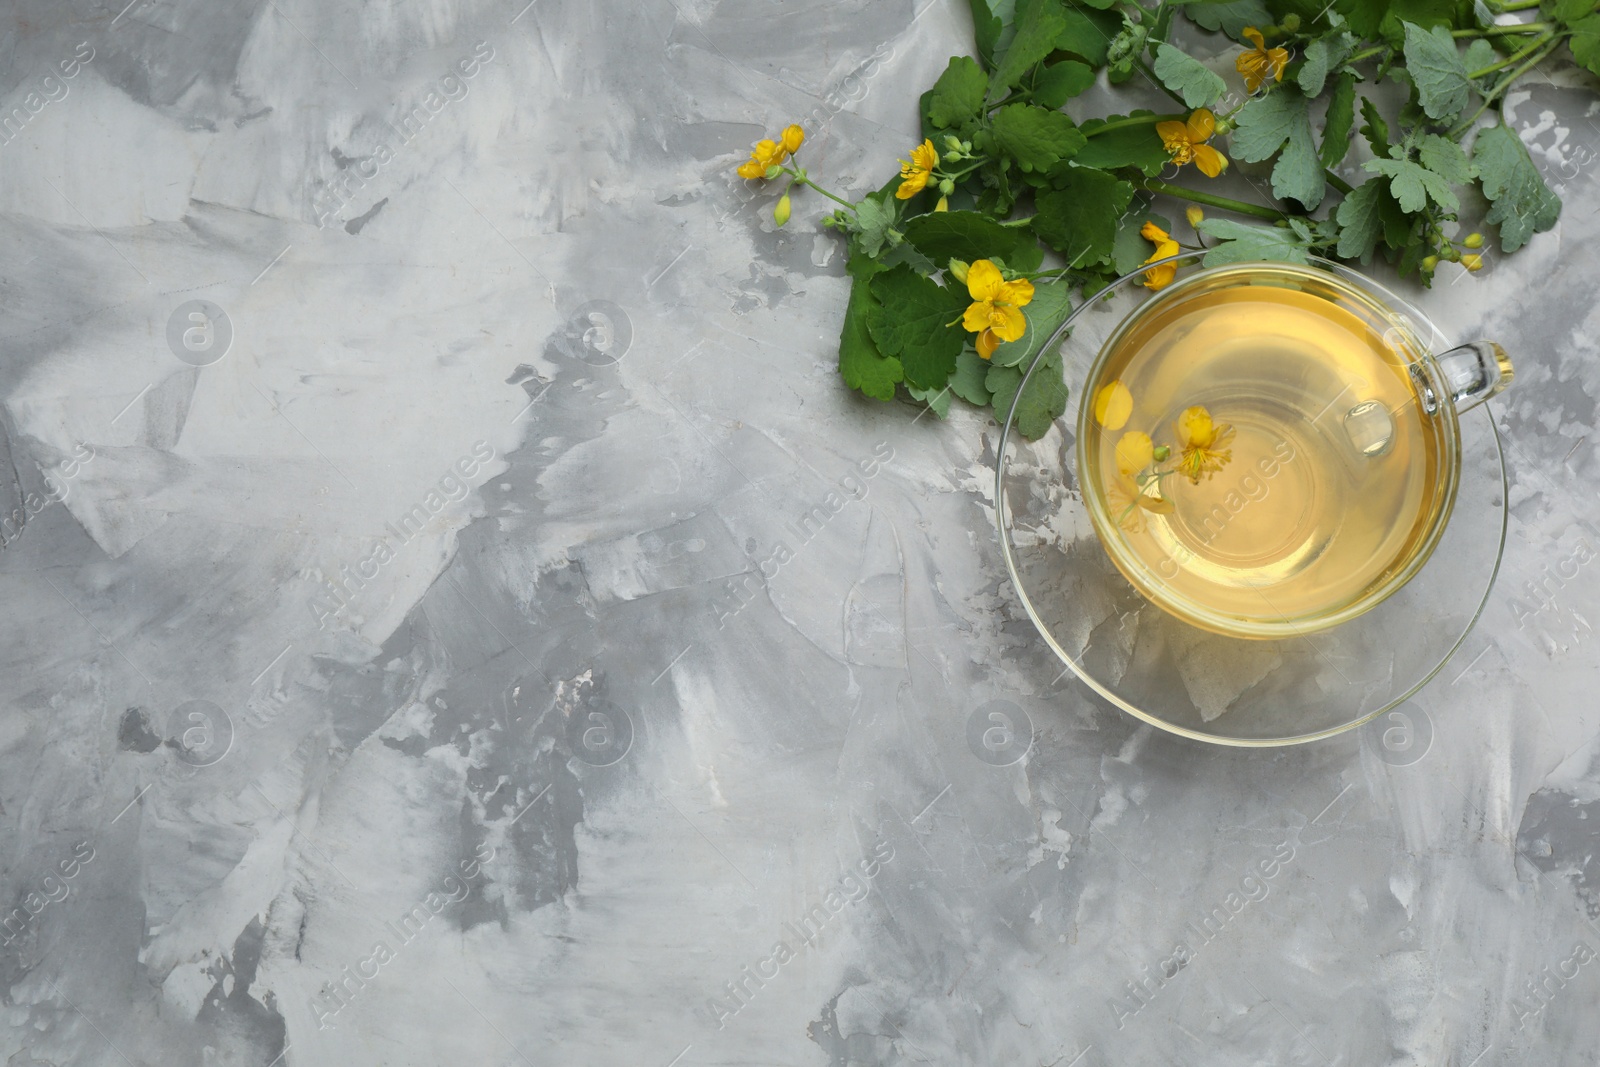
[1077,259,1511,640]
[994,252,1511,745]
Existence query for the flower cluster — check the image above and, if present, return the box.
[1094,380,1234,532]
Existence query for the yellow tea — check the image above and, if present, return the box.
[1080,264,1457,638]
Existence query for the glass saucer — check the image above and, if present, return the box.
[994,253,1508,746]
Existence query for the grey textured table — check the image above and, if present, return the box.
[2,1,1599,1064]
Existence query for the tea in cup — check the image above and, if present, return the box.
[1078,260,1511,639]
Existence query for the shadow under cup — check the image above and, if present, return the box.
[995,256,1509,745]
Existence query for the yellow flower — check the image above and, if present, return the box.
[1236,28,1290,94]
[1139,220,1182,290]
[962,259,1034,353]
[896,139,940,200]
[1175,405,1236,483]
[1156,109,1228,178]
[1094,381,1133,430]
[1116,431,1154,476]
[736,124,804,180]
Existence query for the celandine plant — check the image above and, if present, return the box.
[735,0,1590,438]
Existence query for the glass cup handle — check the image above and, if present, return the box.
[1434,341,1513,414]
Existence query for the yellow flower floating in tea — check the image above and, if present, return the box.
[1156,108,1228,178]
[1236,27,1290,94]
[961,259,1035,359]
[1094,382,1234,530]
[1175,405,1236,482]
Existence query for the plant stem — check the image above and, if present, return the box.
[1347,45,1387,65]
[1140,178,1284,221]
[1494,0,1543,10]
[1452,22,1551,36]
[1138,59,1190,107]
[1468,31,1556,79]
[1325,169,1354,196]
[942,159,989,181]
[1452,36,1564,136]
[787,173,856,210]
[1087,113,1185,136]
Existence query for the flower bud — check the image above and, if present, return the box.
[939,178,955,196]
[1185,205,1204,229]
[1421,255,1438,271]
[1213,117,1233,135]
[764,164,782,180]
[935,196,949,212]
[773,194,791,227]
[1281,14,1300,31]
[947,259,970,283]
[1463,232,1483,249]
[1462,253,1483,271]
[1152,445,1171,462]
[945,135,965,155]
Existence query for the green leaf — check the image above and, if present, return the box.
[1416,133,1474,184]
[1333,178,1387,260]
[1184,0,1274,39]
[877,241,939,275]
[1230,91,1309,162]
[851,194,899,258]
[1034,167,1136,267]
[967,0,1005,69]
[866,267,968,390]
[1364,156,1459,212]
[839,273,903,401]
[1569,15,1600,79]
[1402,22,1472,122]
[900,210,1039,270]
[905,382,952,418]
[992,0,1069,93]
[1474,123,1561,252]
[990,104,1087,172]
[988,280,1073,368]
[1337,0,1454,42]
[1112,206,1172,276]
[1075,112,1171,175]
[1151,43,1226,108]
[1056,6,1122,65]
[1297,34,1354,96]
[1548,0,1592,23]
[1273,117,1326,208]
[1358,96,1391,157]
[928,55,989,128]
[950,348,994,405]
[987,347,1070,440]
[1320,73,1357,168]
[1033,60,1097,109]
[1195,219,1312,265]
[1462,37,1497,77]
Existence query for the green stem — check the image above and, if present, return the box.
[1452,36,1564,136]
[1468,31,1556,79]
[1325,169,1354,196]
[1494,0,1543,10]
[1141,178,1284,221]
[1452,22,1551,35]
[941,159,989,181]
[1087,113,1185,136]
[1347,44,1387,65]
[787,173,856,210]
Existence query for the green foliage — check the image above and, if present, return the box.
[1152,43,1227,108]
[808,0,1581,435]
[1473,123,1561,251]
